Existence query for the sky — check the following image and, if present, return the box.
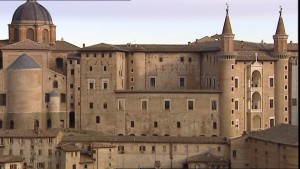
[0,0,298,47]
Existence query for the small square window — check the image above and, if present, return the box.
[188,57,192,62]
[159,57,163,62]
[177,122,181,128]
[180,57,184,62]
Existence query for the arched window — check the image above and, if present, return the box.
[56,58,64,69]
[53,81,58,88]
[69,112,75,128]
[42,29,49,43]
[10,120,14,129]
[117,134,124,136]
[0,119,3,129]
[47,119,52,128]
[96,116,100,123]
[252,92,261,109]
[26,28,34,41]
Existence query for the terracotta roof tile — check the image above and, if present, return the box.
[52,40,80,51]
[0,129,60,138]
[0,39,50,50]
[58,143,81,152]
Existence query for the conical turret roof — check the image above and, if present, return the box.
[275,12,287,35]
[222,6,233,35]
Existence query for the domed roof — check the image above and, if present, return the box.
[12,0,52,24]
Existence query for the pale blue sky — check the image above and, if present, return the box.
[0,0,298,47]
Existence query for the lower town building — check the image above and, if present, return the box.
[230,123,298,169]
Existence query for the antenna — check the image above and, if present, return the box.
[279,6,282,16]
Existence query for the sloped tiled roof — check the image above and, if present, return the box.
[248,123,298,146]
[58,143,81,152]
[81,43,128,52]
[0,40,9,48]
[0,129,60,138]
[0,155,24,163]
[52,40,80,51]
[187,152,229,165]
[61,130,228,144]
[8,54,41,69]
[0,39,50,50]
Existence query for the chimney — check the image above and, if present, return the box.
[188,42,191,45]
[83,43,85,48]
[290,41,293,44]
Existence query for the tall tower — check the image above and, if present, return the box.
[273,7,290,125]
[8,0,56,44]
[218,5,238,137]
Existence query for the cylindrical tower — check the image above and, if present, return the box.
[7,54,43,129]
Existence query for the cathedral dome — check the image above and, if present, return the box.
[12,0,53,24]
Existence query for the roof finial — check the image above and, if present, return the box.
[226,3,229,15]
[279,6,282,16]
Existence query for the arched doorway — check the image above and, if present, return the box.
[34,120,39,129]
[69,112,75,128]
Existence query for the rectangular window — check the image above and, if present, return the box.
[188,57,192,62]
[20,149,23,156]
[232,150,237,158]
[131,77,134,82]
[71,69,74,75]
[235,78,239,88]
[180,57,184,62]
[179,77,185,87]
[88,79,95,89]
[159,57,163,62]
[48,149,53,156]
[102,79,109,89]
[103,102,107,109]
[45,93,50,103]
[213,122,217,129]
[90,102,93,109]
[152,146,156,152]
[73,164,76,169]
[60,93,66,103]
[269,98,274,108]
[231,120,235,126]
[269,77,274,87]
[187,100,194,110]
[131,121,134,128]
[150,77,156,87]
[211,100,217,110]
[177,122,181,128]
[231,64,234,69]
[89,66,92,71]
[118,146,124,152]
[235,100,239,110]
[131,68,134,73]
[141,99,148,110]
[164,100,171,110]
[39,149,42,155]
[139,146,146,152]
[173,146,177,152]
[70,84,74,89]
[104,66,107,72]
[270,118,275,127]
